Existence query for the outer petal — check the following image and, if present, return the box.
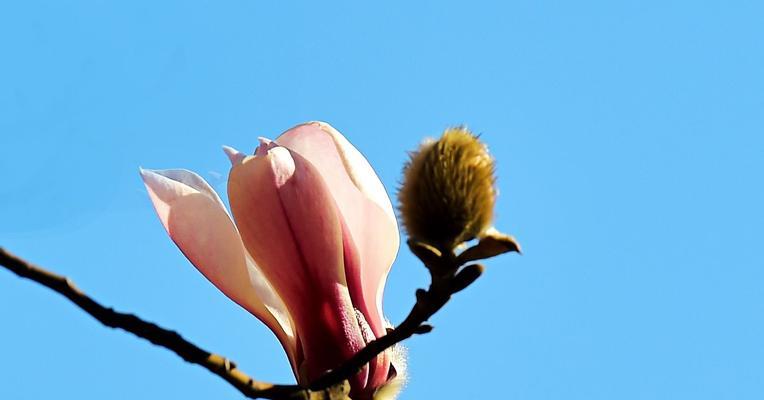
[276,122,399,386]
[227,145,369,388]
[223,145,247,165]
[277,121,395,219]
[140,168,298,370]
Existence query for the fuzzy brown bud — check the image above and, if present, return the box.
[398,127,497,252]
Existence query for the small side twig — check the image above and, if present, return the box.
[310,241,482,391]
[0,247,313,400]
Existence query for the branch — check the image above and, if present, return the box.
[0,239,515,399]
[0,247,317,400]
[310,241,488,391]
[309,276,451,391]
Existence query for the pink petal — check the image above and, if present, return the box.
[222,145,246,165]
[277,122,396,219]
[227,146,369,387]
[139,168,298,371]
[276,122,399,387]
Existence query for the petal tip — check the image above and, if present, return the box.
[255,137,278,156]
[223,145,246,165]
[139,167,158,181]
[306,120,336,132]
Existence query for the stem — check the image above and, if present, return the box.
[0,247,310,400]
[310,259,458,391]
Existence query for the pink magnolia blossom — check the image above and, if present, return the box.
[140,122,402,399]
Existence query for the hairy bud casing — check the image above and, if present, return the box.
[398,127,496,252]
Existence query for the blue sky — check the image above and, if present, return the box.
[1,1,762,399]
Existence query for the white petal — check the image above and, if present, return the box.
[140,168,298,370]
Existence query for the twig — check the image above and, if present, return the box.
[310,278,451,391]
[310,243,479,391]
[0,241,505,399]
[0,247,312,400]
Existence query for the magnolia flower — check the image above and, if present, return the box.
[140,122,403,399]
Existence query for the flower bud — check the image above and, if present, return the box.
[398,127,496,252]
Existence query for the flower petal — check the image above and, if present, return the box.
[277,121,395,219]
[227,145,369,387]
[223,145,247,165]
[276,122,399,385]
[140,168,298,370]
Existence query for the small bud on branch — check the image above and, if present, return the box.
[399,127,497,254]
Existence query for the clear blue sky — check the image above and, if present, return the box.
[1,1,762,399]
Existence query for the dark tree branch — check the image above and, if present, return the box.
[0,247,319,400]
[309,241,485,391]
[0,240,512,399]
[309,276,452,391]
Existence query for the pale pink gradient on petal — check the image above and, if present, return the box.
[140,168,299,371]
[255,136,276,155]
[144,122,400,397]
[223,146,246,165]
[276,122,400,387]
[227,147,370,389]
[306,121,396,220]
